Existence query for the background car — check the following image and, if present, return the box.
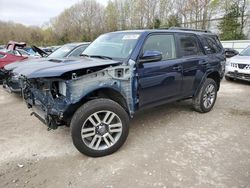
[0,51,27,69]
[48,42,90,58]
[1,42,90,92]
[0,51,28,83]
[225,46,250,82]
[4,42,90,73]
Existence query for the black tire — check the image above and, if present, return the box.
[192,78,218,113]
[225,76,233,81]
[70,98,129,157]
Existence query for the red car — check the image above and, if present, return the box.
[0,51,27,82]
[0,51,27,69]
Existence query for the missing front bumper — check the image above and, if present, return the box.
[29,105,62,130]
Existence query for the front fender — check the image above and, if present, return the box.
[65,64,136,115]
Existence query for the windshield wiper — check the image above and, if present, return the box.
[90,55,113,60]
[80,54,90,57]
[80,54,112,60]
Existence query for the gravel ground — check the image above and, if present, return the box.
[0,79,249,188]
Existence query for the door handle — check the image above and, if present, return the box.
[172,65,182,71]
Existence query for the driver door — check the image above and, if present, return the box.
[137,33,183,108]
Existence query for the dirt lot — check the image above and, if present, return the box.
[0,79,249,188]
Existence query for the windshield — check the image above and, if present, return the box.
[48,44,78,58]
[83,32,141,60]
[239,46,250,56]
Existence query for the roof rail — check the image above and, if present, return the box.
[168,27,212,33]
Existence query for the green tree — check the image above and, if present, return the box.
[167,14,181,28]
[105,0,119,32]
[218,3,246,40]
[153,18,161,29]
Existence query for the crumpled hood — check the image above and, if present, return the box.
[14,57,121,78]
[230,55,250,64]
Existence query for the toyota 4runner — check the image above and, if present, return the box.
[19,28,225,157]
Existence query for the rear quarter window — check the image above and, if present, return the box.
[204,36,223,54]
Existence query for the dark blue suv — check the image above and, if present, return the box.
[19,28,225,157]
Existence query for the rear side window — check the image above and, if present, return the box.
[204,36,223,54]
[178,35,203,57]
[143,34,176,60]
[0,54,5,58]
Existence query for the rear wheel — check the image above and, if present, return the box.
[70,98,129,157]
[192,78,218,113]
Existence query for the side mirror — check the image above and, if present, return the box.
[139,51,162,63]
[224,48,239,58]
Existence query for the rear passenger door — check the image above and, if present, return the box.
[176,34,206,97]
[137,33,183,108]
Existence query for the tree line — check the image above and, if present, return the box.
[0,0,249,46]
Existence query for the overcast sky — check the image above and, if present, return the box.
[0,0,108,26]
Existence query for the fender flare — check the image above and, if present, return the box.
[194,70,221,97]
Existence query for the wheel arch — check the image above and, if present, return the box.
[86,87,130,112]
[64,87,130,124]
[207,71,221,91]
[194,70,221,97]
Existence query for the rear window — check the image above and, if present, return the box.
[204,36,223,54]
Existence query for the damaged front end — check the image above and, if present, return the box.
[21,76,70,130]
[21,62,137,130]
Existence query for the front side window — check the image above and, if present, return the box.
[83,32,141,60]
[179,35,203,57]
[143,34,176,60]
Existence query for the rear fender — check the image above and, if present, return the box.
[194,70,220,97]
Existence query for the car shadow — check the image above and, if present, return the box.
[225,78,250,86]
[130,100,194,129]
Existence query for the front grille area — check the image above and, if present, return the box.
[230,63,250,70]
[228,71,250,80]
[238,64,247,69]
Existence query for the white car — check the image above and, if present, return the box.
[225,46,250,82]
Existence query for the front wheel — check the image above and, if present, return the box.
[70,98,129,157]
[192,78,218,113]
